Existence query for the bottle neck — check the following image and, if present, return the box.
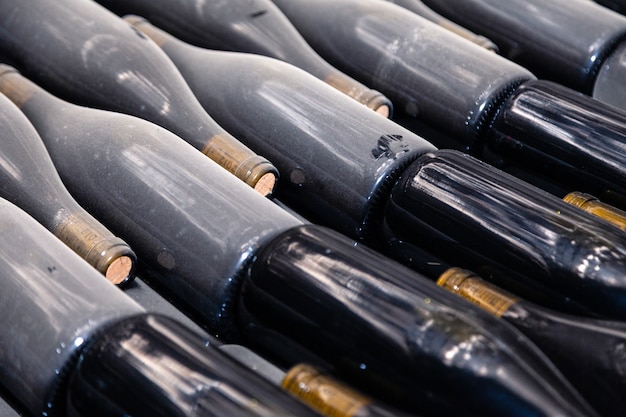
[0,65,38,107]
[238,224,461,413]
[54,211,136,285]
[66,314,317,417]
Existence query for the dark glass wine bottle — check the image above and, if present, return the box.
[596,0,626,14]
[93,0,393,117]
[0,81,135,286]
[418,0,626,110]
[0,390,22,417]
[220,345,414,417]
[0,67,598,417]
[125,19,626,321]
[0,0,278,196]
[438,270,626,417]
[380,0,498,51]
[0,197,316,417]
[120,16,436,242]
[270,0,626,210]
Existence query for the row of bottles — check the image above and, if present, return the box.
[1,0,626,416]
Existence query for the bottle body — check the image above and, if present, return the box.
[127,17,436,241]
[271,0,626,205]
[438,271,626,417]
[240,224,598,417]
[0,0,278,194]
[420,0,626,95]
[0,79,136,285]
[270,0,535,151]
[2,70,301,337]
[95,0,393,116]
[385,149,626,319]
[381,0,499,51]
[0,197,146,416]
[487,80,626,203]
[66,314,320,417]
[3,66,600,417]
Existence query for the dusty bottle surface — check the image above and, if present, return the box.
[95,0,393,117]
[127,19,626,323]
[1,67,597,417]
[420,0,626,104]
[0,0,278,195]
[381,0,498,51]
[0,76,135,286]
[271,0,626,207]
[125,16,436,242]
[0,197,319,417]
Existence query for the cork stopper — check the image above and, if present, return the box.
[324,72,394,118]
[105,255,135,286]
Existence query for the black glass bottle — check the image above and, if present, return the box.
[0,197,316,417]
[270,0,626,210]
[596,0,626,14]
[0,0,278,195]
[93,0,393,117]
[126,20,626,321]
[220,345,414,417]
[0,67,598,417]
[119,17,436,242]
[381,0,498,51]
[438,270,626,417]
[418,0,626,110]
[0,81,135,286]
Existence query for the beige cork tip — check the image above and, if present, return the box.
[254,172,277,197]
[105,256,134,286]
[375,104,391,119]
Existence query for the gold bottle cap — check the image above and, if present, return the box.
[282,364,370,417]
[563,191,626,231]
[437,268,518,318]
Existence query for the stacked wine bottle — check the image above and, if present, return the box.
[0,0,625,416]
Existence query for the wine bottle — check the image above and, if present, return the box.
[270,0,626,209]
[380,0,498,51]
[127,274,415,417]
[0,391,22,417]
[0,82,135,286]
[0,67,597,417]
[417,0,626,110]
[0,197,316,417]
[120,16,436,242]
[126,270,411,417]
[0,0,278,196]
[438,270,626,417]
[125,19,626,320]
[595,0,626,14]
[563,191,626,231]
[220,345,414,417]
[93,0,393,117]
